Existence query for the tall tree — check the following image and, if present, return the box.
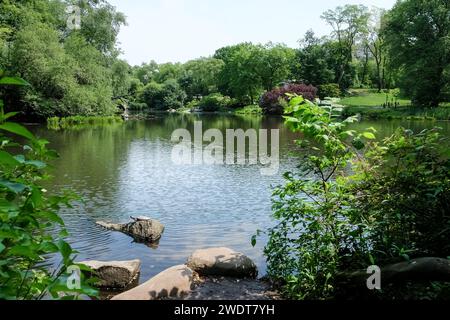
[383,0,450,107]
[179,57,224,99]
[366,7,387,92]
[321,5,370,88]
[294,30,335,86]
[214,43,263,104]
[256,43,296,91]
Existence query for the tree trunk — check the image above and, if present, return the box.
[336,257,450,289]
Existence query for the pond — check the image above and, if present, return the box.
[30,115,450,283]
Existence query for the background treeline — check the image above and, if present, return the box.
[0,0,449,120]
[0,0,127,119]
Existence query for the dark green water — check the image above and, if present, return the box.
[29,115,450,282]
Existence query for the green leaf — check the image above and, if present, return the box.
[0,150,20,167]
[0,77,30,86]
[362,132,376,140]
[39,241,59,253]
[38,211,64,225]
[31,187,43,207]
[0,122,35,141]
[0,179,27,193]
[26,160,47,169]
[57,240,73,262]
[0,241,5,253]
[8,246,40,259]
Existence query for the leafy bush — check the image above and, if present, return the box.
[161,79,187,110]
[259,83,318,115]
[140,80,187,110]
[197,93,234,112]
[235,105,263,115]
[260,95,450,300]
[353,128,450,261]
[318,83,341,99]
[0,75,96,299]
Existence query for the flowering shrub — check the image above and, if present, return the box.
[259,83,318,114]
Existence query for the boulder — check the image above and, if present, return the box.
[96,217,164,243]
[112,265,194,300]
[187,247,257,278]
[79,259,141,289]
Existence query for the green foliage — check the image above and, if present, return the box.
[140,80,186,110]
[160,79,187,110]
[352,128,450,260]
[383,0,450,107]
[321,5,371,89]
[318,83,341,99]
[47,115,123,130]
[1,0,127,118]
[262,96,361,299]
[0,74,97,299]
[197,93,234,112]
[234,105,263,115]
[179,57,224,99]
[293,30,336,86]
[261,95,450,300]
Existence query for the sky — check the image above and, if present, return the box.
[107,0,398,66]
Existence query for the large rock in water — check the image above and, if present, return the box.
[96,217,164,243]
[79,259,141,289]
[187,247,258,278]
[112,265,194,300]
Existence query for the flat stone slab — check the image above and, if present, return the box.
[96,217,164,243]
[80,259,141,289]
[112,265,194,300]
[187,247,258,278]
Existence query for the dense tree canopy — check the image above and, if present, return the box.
[0,0,127,118]
[383,0,450,107]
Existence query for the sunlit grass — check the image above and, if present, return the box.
[340,91,411,107]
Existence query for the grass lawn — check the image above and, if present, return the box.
[339,89,450,120]
[340,90,411,108]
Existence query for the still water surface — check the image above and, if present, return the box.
[31,115,450,282]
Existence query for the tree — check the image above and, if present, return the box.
[321,5,370,88]
[111,59,132,98]
[383,0,450,107]
[133,61,159,85]
[153,62,184,84]
[294,30,335,86]
[366,7,387,92]
[214,43,263,104]
[0,0,128,118]
[78,0,126,55]
[140,79,186,110]
[179,57,224,99]
[256,43,296,91]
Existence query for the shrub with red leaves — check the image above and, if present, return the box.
[259,83,318,114]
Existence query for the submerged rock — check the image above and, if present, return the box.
[112,265,194,300]
[96,217,164,243]
[80,259,141,289]
[187,247,258,278]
